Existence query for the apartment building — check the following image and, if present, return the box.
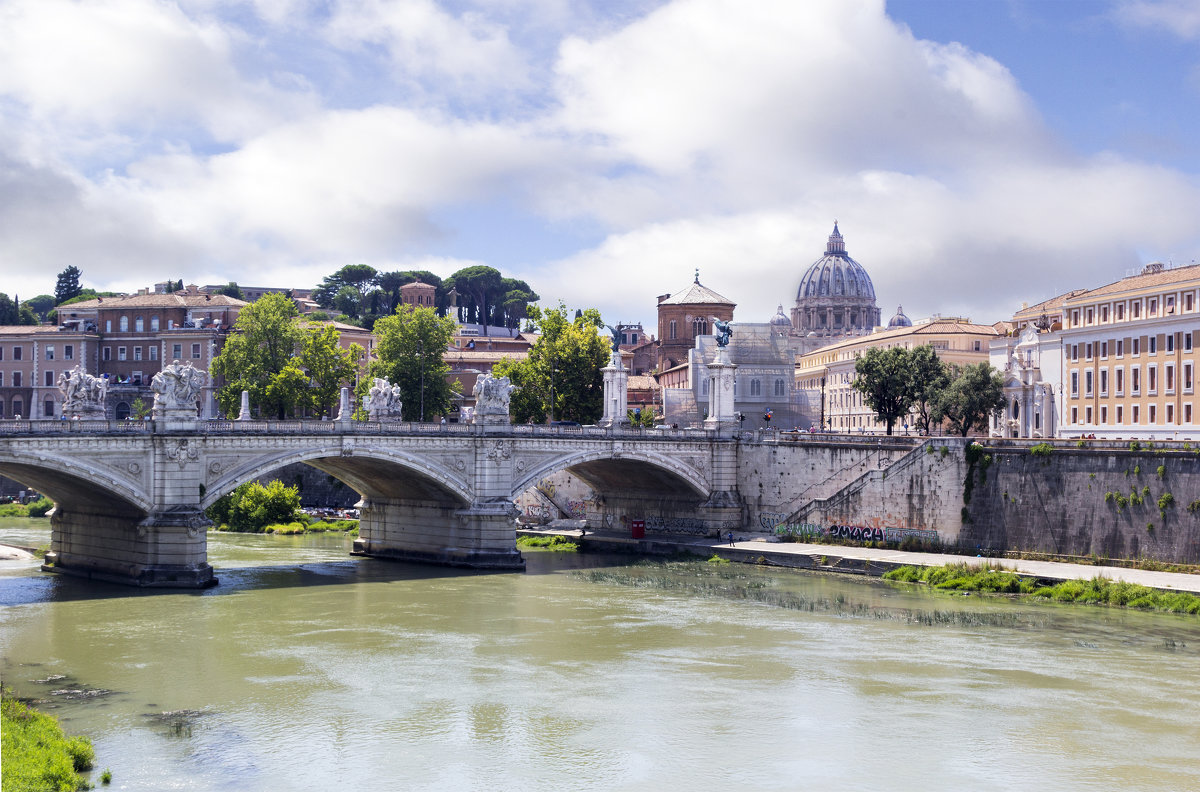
[1059,262,1200,439]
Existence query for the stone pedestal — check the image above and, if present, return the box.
[237,390,251,420]
[351,496,524,569]
[704,347,739,435]
[600,352,629,427]
[335,387,352,423]
[43,507,216,588]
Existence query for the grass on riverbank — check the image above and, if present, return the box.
[884,563,1200,614]
[211,518,358,536]
[0,498,54,519]
[516,535,578,552]
[1,688,96,791]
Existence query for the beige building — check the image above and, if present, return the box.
[1058,262,1200,439]
[795,318,1000,433]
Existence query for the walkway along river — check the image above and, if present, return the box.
[2,517,1200,791]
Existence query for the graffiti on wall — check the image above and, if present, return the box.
[759,512,788,531]
[524,505,553,521]
[566,500,587,518]
[645,516,709,535]
[770,519,940,546]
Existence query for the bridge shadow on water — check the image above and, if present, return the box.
[0,550,642,607]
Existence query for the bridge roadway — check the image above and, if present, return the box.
[0,417,753,588]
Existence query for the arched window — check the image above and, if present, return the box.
[115,402,131,420]
[692,317,708,337]
[0,398,5,417]
[750,379,761,396]
[135,317,144,332]
[119,316,129,332]
[12,399,22,419]
[669,320,677,340]
[702,378,709,396]
[774,379,785,396]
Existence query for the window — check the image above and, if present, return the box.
[1150,405,1157,423]
[1072,310,1080,326]
[1134,302,1141,318]
[64,345,73,360]
[749,378,761,396]
[119,316,129,331]
[191,343,201,359]
[1117,340,1124,357]
[1101,306,1109,322]
[1167,296,1175,314]
[1117,405,1123,424]
[44,400,54,418]
[1086,343,1093,360]
[105,320,112,332]
[1116,367,1124,395]
[1188,404,1194,424]
[1071,370,1079,397]
[13,346,21,361]
[135,317,144,332]
[1188,294,1195,312]
[149,346,158,361]
[1150,299,1158,316]
[1085,370,1094,397]
[45,345,54,360]
[118,346,127,361]
[1186,363,1193,393]
[774,379,785,397]
[1117,303,1125,320]
[1100,368,1108,396]
[1133,405,1140,424]
[1167,364,1175,393]
[692,318,708,337]
[1087,308,1094,324]
[102,346,111,361]
[44,370,53,387]
[1168,404,1175,423]
[1150,336,1157,354]
[151,316,160,331]
[0,373,3,386]
[133,347,142,361]
[1071,406,1079,424]
[12,372,21,388]
[1168,334,1175,353]
[1071,344,1079,361]
[1086,406,1093,424]
[11,399,21,418]
[168,320,175,330]
[1101,406,1107,424]
[668,320,677,340]
[0,347,3,361]
[1133,338,1140,356]
[172,343,182,359]
[1101,341,1108,358]
[1149,365,1157,394]
[1132,366,1140,395]
[1187,333,1193,352]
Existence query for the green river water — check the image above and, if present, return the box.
[2,516,1199,791]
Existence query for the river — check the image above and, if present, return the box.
[2,516,1199,791]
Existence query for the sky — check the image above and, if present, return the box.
[2,0,1200,331]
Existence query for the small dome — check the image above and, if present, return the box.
[769,304,791,328]
[887,305,912,328]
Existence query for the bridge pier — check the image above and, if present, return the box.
[43,507,216,588]
[352,496,525,569]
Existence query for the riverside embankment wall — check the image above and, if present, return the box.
[962,442,1200,563]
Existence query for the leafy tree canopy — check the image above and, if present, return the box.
[908,344,951,435]
[367,304,459,421]
[935,362,1006,437]
[299,323,363,418]
[210,292,303,418]
[492,304,608,424]
[217,282,244,299]
[0,294,37,326]
[25,295,56,322]
[444,266,539,334]
[54,265,84,305]
[852,346,917,435]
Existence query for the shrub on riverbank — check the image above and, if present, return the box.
[884,564,1200,614]
[2,689,96,791]
[516,535,578,551]
[206,481,301,532]
[0,498,53,519]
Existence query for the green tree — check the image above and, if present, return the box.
[628,406,657,427]
[207,480,302,531]
[935,362,1006,437]
[852,346,917,436]
[313,264,378,319]
[492,304,608,424]
[299,324,363,418]
[54,265,84,305]
[445,265,503,334]
[217,282,244,299]
[369,304,459,421]
[25,294,56,322]
[908,344,950,435]
[210,292,303,418]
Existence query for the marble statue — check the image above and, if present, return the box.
[57,365,108,416]
[151,360,206,416]
[472,372,516,417]
[363,377,402,421]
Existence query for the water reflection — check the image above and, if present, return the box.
[2,519,1200,791]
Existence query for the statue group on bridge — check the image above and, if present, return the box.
[57,365,108,417]
[151,360,207,417]
[363,377,403,421]
[472,372,516,421]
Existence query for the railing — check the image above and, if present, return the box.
[0,419,150,434]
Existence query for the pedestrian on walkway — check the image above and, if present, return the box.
[727,531,734,546]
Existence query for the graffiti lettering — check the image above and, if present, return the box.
[644,516,709,535]
[772,521,941,546]
[759,512,788,531]
[566,500,587,518]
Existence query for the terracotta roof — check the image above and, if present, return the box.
[0,324,61,335]
[1064,263,1200,304]
[62,293,248,310]
[658,279,736,307]
[627,375,659,390]
[802,320,999,356]
[1012,288,1088,321]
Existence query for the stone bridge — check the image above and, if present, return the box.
[0,418,745,588]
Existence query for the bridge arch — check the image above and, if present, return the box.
[202,445,473,511]
[0,453,152,517]
[511,448,712,502]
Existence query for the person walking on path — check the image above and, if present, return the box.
[727,531,734,546]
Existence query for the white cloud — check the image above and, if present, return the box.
[1112,0,1200,38]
